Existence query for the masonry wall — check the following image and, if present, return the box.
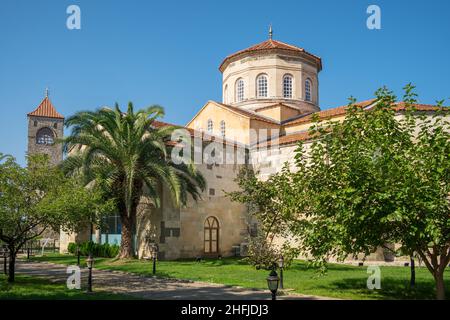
[135,142,252,260]
[27,116,64,165]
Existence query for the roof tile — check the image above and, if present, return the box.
[219,39,322,72]
[28,97,64,119]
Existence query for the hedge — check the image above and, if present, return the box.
[68,241,119,258]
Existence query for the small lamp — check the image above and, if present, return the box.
[266,269,280,300]
[86,254,94,269]
[86,254,94,293]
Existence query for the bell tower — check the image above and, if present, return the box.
[27,89,64,165]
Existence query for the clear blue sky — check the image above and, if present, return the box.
[1,0,449,164]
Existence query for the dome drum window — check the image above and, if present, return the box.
[283,75,293,99]
[224,85,228,104]
[305,79,312,102]
[236,79,245,102]
[256,74,268,98]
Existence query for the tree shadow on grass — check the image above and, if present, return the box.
[174,257,249,266]
[0,275,129,300]
[317,277,450,300]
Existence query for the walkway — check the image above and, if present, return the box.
[16,260,331,300]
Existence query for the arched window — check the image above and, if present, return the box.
[204,216,219,254]
[220,120,226,138]
[305,78,312,102]
[36,127,54,145]
[207,119,213,133]
[256,74,268,98]
[235,78,244,102]
[224,85,228,104]
[283,74,293,99]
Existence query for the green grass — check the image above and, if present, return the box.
[30,254,450,300]
[0,274,135,300]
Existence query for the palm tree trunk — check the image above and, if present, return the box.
[118,206,136,259]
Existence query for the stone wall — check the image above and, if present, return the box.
[27,116,64,165]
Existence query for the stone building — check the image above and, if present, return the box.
[27,91,64,165]
[27,91,65,240]
[58,33,447,261]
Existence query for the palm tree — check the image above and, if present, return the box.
[0,153,13,162]
[61,103,205,258]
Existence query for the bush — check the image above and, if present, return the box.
[67,241,119,258]
[67,242,77,254]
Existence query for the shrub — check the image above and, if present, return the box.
[67,241,119,258]
[67,242,77,254]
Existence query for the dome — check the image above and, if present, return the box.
[220,37,322,113]
[219,39,322,73]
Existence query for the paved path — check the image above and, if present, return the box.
[16,260,331,300]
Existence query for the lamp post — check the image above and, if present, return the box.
[266,269,280,300]
[151,244,158,275]
[76,245,80,266]
[86,254,94,293]
[278,255,284,289]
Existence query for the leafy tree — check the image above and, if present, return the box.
[227,166,298,269]
[0,154,110,282]
[287,85,450,299]
[61,103,205,258]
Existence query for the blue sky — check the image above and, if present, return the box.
[1,0,449,164]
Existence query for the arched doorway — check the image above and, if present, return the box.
[204,216,219,254]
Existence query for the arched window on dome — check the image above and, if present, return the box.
[305,78,312,102]
[220,120,226,138]
[235,78,244,102]
[207,119,213,133]
[224,85,228,104]
[36,127,54,145]
[256,74,268,98]
[283,74,293,99]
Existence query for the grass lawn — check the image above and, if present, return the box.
[30,253,450,300]
[0,274,135,300]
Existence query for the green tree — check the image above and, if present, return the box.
[0,154,110,282]
[61,103,205,258]
[287,85,450,299]
[227,166,298,269]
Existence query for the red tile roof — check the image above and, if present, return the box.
[258,131,313,148]
[215,102,280,124]
[284,99,377,126]
[262,100,449,147]
[219,39,322,72]
[254,102,302,112]
[392,102,447,112]
[28,97,64,119]
[154,119,244,148]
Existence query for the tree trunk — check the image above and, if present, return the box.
[434,270,446,300]
[410,256,415,288]
[118,209,135,259]
[8,248,16,283]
